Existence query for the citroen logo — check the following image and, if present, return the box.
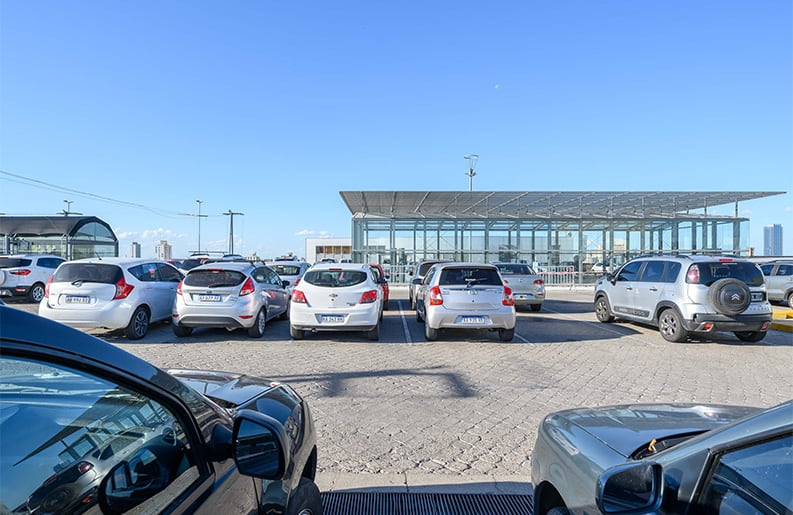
[730,293,743,302]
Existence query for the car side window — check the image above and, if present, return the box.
[760,264,774,275]
[663,262,682,283]
[699,434,792,514]
[0,355,201,514]
[157,263,182,282]
[639,261,665,282]
[777,265,792,277]
[617,261,643,282]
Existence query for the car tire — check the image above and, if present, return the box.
[286,477,322,515]
[27,282,45,303]
[425,324,439,341]
[659,308,688,342]
[40,484,78,512]
[172,323,193,337]
[499,327,515,342]
[248,309,266,338]
[124,306,150,340]
[547,507,572,515]
[787,291,793,310]
[708,278,751,315]
[595,296,615,323]
[366,321,380,341]
[530,303,542,312]
[383,299,389,311]
[734,331,766,342]
[290,324,305,340]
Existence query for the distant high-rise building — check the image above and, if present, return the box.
[130,241,141,258]
[763,224,783,256]
[155,240,172,260]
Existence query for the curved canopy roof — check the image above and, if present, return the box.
[0,216,116,239]
[340,191,784,220]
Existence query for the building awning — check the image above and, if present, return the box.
[0,216,115,238]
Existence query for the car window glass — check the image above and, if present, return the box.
[184,269,245,287]
[0,355,199,514]
[271,264,301,276]
[0,258,32,268]
[157,263,182,282]
[617,261,642,281]
[663,262,682,283]
[424,267,437,284]
[700,434,792,513]
[496,264,531,275]
[760,264,774,275]
[266,268,283,285]
[303,269,367,287]
[777,265,793,277]
[53,263,122,284]
[639,261,665,282]
[697,262,764,287]
[441,268,501,286]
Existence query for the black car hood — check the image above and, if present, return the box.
[554,403,761,457]
[167,369,279,409]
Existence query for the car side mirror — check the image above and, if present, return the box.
[282,280,290,287]
[232,410,290,480]
[596,462,662,514]
[412,278,422,285]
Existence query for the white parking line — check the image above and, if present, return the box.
[398,302,413,344]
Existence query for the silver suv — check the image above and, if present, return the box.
[594,255,772,342]
[760,260,793,308]
[0,254,65,302]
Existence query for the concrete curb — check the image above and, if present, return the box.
[771,306,793,333]
[317,472,533,495]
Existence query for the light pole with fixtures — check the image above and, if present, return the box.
[464,154,479,191]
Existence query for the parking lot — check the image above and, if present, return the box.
[7,287,793,495]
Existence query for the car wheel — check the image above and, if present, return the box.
[366,321,380,340]
[172,323,193,337]
[124,306,150,340]
[290,324,305,340]
[734,331,766,342]
[595,296,615,323]
[416,306,424,323]
[286,477,322,515]
[40,485,77,512]
[530,303,542,312]
[499,327,515,342]
[659,308,688,342]
[248,309,266,338]
[787,291,793,310]
[425,324,439,341]
[708,278,751,315]
[27,282,45,303]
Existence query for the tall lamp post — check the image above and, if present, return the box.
[195,200,208,254]
[464,154,479,192]
[223,210,244,255]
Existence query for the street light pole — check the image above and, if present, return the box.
[196,200,205,254]
[464,154,479,191]
[223,210,244,255]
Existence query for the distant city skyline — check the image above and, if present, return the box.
[764,224,784,256]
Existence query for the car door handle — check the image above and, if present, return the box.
[624,286,633,290]
[649,287,658,292]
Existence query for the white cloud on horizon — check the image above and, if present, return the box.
[295,229,332,237]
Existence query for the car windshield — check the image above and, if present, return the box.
[439,268,502,286]
[270,264,302,276]
[495,264,534,275]
[694,262,764,287]
[52,263,123,284]
[0,258,32,268]
[185,269,246,287]
[303,269,367,287]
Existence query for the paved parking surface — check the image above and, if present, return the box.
[8,287,792,494]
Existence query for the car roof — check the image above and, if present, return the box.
[434,262,497,270]
[190,261,256,272]
[0,254,64,259]
[309,262,371,272]
[63,257,171,266]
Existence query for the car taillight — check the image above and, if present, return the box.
[503,286,515,306]
[113,277,134,300]
[429,285,443,305]
[294,278,301,287]
[239,277,255,296]
[686,265,701,284]
[10,269,31,276]
[176,280,183,295]
[292,289,307,303]
[44,276,53,299]
[359,289,378,304]
[534,279,544,285]
[77,461,94,474]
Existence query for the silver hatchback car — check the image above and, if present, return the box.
[415,262,516,341]
[492,262,545,311]
[172,262,289,338]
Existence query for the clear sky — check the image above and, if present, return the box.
[1,1,791,258]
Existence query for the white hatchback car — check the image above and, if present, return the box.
[289,263,383,340]
[39,258,183,339]
[416,262,516,341]
[0,254,65,302]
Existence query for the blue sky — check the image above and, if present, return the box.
[1,1,791,257]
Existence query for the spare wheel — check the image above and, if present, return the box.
[708,278,751,315]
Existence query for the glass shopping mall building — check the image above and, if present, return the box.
[340,191,783,279]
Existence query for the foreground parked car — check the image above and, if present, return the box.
[0,304,322,514]
[492,262,545,311]
[172,262,289,338]
[0,253,65,302]
[289,262,383,340]
[760,259,793,308]
[415,262,516,341]
[531,400,792,515]
[39,258,183,339]
[595,254,772,342]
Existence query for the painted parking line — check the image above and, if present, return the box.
[398,301,413,344]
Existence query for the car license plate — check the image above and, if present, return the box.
[514,294,529,300]
[460,316,484,324]
[65,295,90,304]
[198,294,221,302]
[321,315,344,323]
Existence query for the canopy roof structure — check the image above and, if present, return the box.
[340,191,784,220]
[0,216,115,237]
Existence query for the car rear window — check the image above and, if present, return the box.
[270,264,302,276]
[184,269,246,287]
[52,263,123,284]
[693,261,764,287]
[439,267,502,286]
[303,269,367,287]
[0,258,32,268]
[494,264,533,275]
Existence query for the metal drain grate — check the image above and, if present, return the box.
[321,492,533,515]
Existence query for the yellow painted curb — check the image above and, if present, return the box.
[770,320,793,333]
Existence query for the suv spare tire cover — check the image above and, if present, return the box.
[708,278,751,315]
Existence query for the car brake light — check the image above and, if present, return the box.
[719,258,734,262]
[45,276,53,299]
[176,280,183,295]
[77,461,94,474]
[10,269,31,276]
[294,278,301,287]
[503,286,515,306]
[239,277,255,296]
[533,279,544,285]
[113,277,134,299]
[359,289,378,304]
[292,289,307,304]
[429,285,443,305]
[686,265,700,284]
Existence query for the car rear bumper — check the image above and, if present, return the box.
[683,313,773,332]
[511,292,544,305]
[290,304,380,331]
[425,307,516,330]
[39,301,134,329]
[0,285,30,297]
